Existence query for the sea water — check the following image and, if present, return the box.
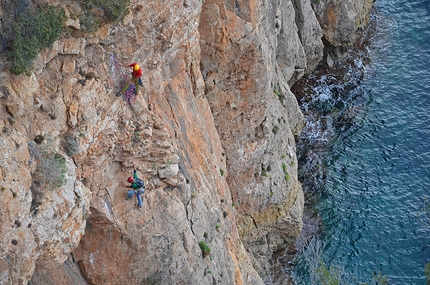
[290,0,430,283]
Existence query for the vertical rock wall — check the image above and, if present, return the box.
[0,0,373,283]
[198,0,324,278]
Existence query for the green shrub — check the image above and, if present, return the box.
[63,133,79,157]
[80,0,130,33]
[141,271,162,285]
[198,241,211,257]
[131,130,141,144]
[35,151,67,191]
[285,172,290,181]
[29,138,68,191]
[10,5,65,75]
[220,168,224,176]
[273,86,282,97]
[282,163,287,172]
[79,11,101,33]
[92,0,130,22]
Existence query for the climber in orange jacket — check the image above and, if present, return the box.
[116,62,143,96]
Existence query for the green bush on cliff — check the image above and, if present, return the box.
[79,0,129,33]
[215,222,221,231]
[198,241,211,257]
[35,150,67,191]
[29,137,68,191]
[273,85,282,97]
[62,133,79,157]
[10,5,65,75]
[99,0,130,22]
[79,11,102,34]
[141,271,162,285]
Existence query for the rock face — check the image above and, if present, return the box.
[199,0,321,278]
[311,0,375,64]
[0,0,372,284]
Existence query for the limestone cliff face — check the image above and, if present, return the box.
[198,0,322,277]
[0,0,372,284]
[311,0,375,64]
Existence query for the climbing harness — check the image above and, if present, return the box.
[127,187,145,208]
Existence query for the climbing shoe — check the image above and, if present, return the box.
[116,92,122,97]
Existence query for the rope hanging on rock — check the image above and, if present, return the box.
[110,53,137,106]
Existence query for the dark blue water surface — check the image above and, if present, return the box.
[291,0,430,283]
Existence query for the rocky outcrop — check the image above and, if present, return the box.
[311,0,375,64]
[0,0,372,284]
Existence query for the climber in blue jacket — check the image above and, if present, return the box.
[126,163,145,208]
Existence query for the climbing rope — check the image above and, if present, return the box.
[110,53,138,107]
[109,52,143,169]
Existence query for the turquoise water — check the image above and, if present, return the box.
[291,0,430,283]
